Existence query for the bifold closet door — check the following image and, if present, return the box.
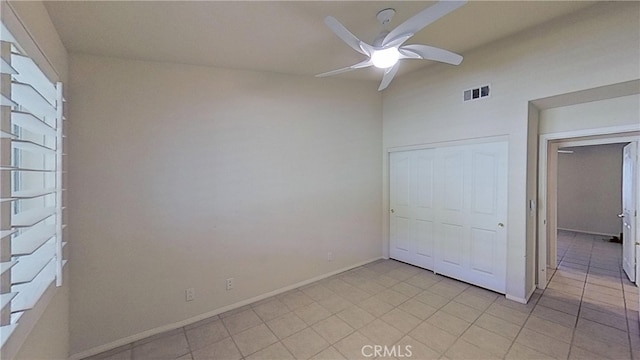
[390,142,507,293]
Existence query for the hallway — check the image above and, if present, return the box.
[544,230,639,358]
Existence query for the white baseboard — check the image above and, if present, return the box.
[506,286,537,304]
[69,256,383,360]
[558,228,617,237]
[505,293,528,304]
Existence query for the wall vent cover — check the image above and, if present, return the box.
[464,84,490,102]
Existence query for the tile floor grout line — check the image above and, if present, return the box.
[477,290,525,359]
[180,327,193,359]
[619,253,635,360]
[506,265,563,359]
[437,286,509,359]
[565,236,592,360]
[223,309,256,360]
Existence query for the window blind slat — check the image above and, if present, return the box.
[11,312,24,325]
[12,110,57,138]
[1,93,17,106]
[0,229,18,240]
[10,187,58,200]
[11,240,56,284]
[10,260,56,313]
[12,139,56,154]
[1,293,17,311]
[0,292,18,309]
[0,324,18,348]
[1,130,17,138]
[0,261,18,275]
[11,53,57,106]
[11,207,56,228]
[1,188,58,202]
[12,224,56,256]
[11,82,56,122]
[0,23,19,46]
[0,166,55,172]
[0,57,17,75]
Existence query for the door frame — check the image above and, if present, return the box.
[537,124,640,288]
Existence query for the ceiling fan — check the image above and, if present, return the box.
[316,1,466,91]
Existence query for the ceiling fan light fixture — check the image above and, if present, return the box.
[371,47,400,69]
[317,1,467,90]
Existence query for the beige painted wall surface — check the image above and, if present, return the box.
[68,54,382,355]
[557,144,626,236]
[539,94,640,135]
[382,2,640,300]
[3,1,70,359]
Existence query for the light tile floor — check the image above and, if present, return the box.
[88,231,639,360]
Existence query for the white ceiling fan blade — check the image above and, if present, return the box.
[315,59,373,78]
[359,42,375,56]
[378,63,400,91]
[325,16,368,56]
[382,1,467,48]
[400,44,463,65]
[383,34,414,49]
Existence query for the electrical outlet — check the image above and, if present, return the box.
[185,288,195,302]
[327,252,334,261]
[226,278,234,290]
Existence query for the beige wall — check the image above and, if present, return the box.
[68,54,382,356]
[381,2,640,301]
[2,1,69,360]
[557,144,626,236]
[539,94,640,135]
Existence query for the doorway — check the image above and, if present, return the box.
[537,131,640,288]
[554,143,628,282]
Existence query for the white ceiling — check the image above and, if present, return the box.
[44,1,596,81]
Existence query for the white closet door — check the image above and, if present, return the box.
[390,149,436,270]
[466,142,508,293]
[413,150,436,270]
[390,141,507,293]
[433,145,470,281]
[390,151,412,264]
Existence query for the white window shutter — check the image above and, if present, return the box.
[0,22,66,348]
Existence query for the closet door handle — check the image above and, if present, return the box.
[618,213,625,218]
[498,223,504,228]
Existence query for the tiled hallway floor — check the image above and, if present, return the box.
[89,231,639,360]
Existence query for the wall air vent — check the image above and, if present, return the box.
[463,84,490,102]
